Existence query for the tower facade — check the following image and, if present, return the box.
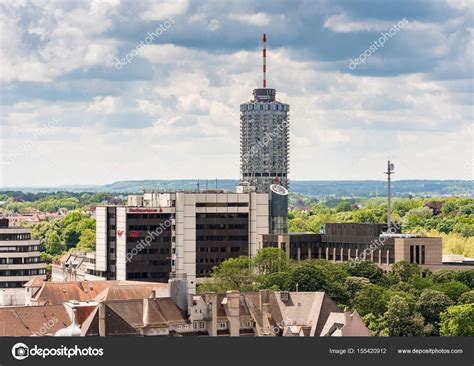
[239,34,290,233]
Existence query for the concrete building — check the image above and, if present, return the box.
[96,187,269,294]
[51,251,105,282]
[0,219,46,306]
[240,34,290,234]
[259,222,473,272]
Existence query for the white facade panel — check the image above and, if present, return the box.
[95,207,107,271]
[116,207,127,280]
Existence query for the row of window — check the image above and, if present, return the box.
[127,236,171,243]
[196,224,247,230]
[195,202,248,207]
[198,246,242,253]
[126,248,170,255]
[196,213,248,219]
[0,233,31,241]
[129,260,170,266]
[0,269,45,276]
[242,172,287,177]
[241,103,289,111]
[127,214,172,220]
[196,236,248,241]
[0,245,41,253]
[0,281,24,288]
[0,257,41,264]
[127,272,169,279]
[198,258,226,264]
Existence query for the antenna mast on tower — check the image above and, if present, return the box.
[262,33,267,88]
[384,161,395,229]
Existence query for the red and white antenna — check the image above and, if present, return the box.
[262,33,266,88]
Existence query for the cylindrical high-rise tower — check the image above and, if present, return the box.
[239,34,290,233]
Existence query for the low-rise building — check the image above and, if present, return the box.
[259,223,473,272]
[51,251,106,282]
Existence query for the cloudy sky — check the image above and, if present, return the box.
[0,0,472,187]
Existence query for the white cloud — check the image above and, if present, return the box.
[140,0,188,21]
[323,13,396,32]
[0,0,472,186]
[87,96,119,114]
[229,12,270,26]
[207,19,220,31]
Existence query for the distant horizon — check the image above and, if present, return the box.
[1,177,472,189]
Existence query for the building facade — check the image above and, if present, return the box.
[0,219,46,289]
[240,88,290,193]
[51,251,106,282]
[258,223,470,272]
[96,187,269,294]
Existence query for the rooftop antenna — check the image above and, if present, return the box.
[197,179,200,192]
[215,178,217,189]
[384,161,395,229]
[262,33,267,88]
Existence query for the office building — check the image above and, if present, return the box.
[240,34,290,233]
[96,186,269,294]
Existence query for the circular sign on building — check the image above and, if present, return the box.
[270,184,288,196]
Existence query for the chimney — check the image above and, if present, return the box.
[226,291,240,337]
[259,290,272,335]
[168,274,188,312]
[98,301,106,337]
[143,298,151,327]
[207,293,218,336]
[187,293,193,316]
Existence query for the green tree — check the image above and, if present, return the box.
[291,262,329,292]
[391,260,420,282]
[345,276,371,297]
[383,295,425,336]
[45,232,66,255]
[202,256,257,292]
[352,284,388,316]
[76,229,96,252]
[258,271,294,291]
[458,291,474,304]
[253,248,290,274]
[416,290,454,333]
[335,201,352,212]
[433,282,470,302]
[347,260,385,284]
[439,304,474,336]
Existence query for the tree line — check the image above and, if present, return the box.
[199,248,474,336]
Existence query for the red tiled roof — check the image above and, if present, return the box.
[31,281,168,305]
[0,305,70,336]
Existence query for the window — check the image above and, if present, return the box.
[218,322,227,329]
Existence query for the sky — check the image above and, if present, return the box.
[0,0,472,187]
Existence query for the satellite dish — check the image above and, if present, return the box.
[270,184,288,196]
[389,163,395,171]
